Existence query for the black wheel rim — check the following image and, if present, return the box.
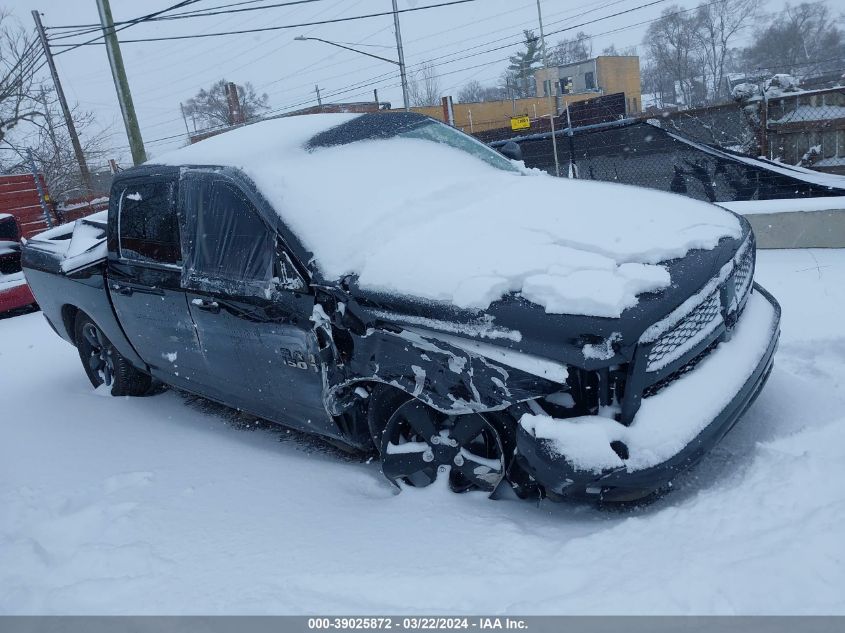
[82,322,115,387]
[380,400,505,493]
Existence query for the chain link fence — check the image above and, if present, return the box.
[478,86,845,203]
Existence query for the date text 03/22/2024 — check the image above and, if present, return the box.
[307,618,528,630]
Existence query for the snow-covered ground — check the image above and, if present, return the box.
[2,249,844,615]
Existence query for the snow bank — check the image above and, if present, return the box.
[1,250,844,615]
[156,114,741,318]
[521,289,778,472]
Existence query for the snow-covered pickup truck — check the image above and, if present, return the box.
[21,112,781,503]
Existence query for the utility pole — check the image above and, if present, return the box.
[179,103,191,135]
[315,84,322,107]
[27,149,54,229]
[535,0,561,178]
[95,0,147,165]
[31,10,93,193]
[391,0,410,111]
[224,82,244,124]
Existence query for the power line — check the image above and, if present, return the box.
[51,0,205,56]
[51,0,483,48]
[45,0,304,29]
[133,0,675,141]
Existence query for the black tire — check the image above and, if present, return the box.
[368,386,511,494]
[74,312,151,396]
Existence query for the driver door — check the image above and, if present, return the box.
[178,171,331,433]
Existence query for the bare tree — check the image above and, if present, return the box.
[0,12,44,147]
[457,80,484,103]
[695,0,760,101]
[182,79,269,130]
[1,86,110,201]
[549,31,593,66]
[742,1,844,78]
[457,79,509,103]
[408,62,442,107]
[643,6,707,107]
[601,44,638,56]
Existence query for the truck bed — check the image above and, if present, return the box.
[20,210,145,370]
[22,210,108,275]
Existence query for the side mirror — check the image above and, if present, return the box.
[499,141,523,162]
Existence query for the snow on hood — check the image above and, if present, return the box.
[155,114,742,318]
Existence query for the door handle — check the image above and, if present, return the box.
[191,298,220,314]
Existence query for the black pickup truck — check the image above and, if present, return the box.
[21,112,781,503]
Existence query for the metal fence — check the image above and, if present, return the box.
[476,86,845,203]
[764,86,845,173]
[489,118,844,204]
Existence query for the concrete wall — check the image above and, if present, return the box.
[741,210,845,249]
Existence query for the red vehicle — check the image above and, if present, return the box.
[0,173,107,315]
[0,213,36,314]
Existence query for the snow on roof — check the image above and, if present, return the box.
[155,113,742,318]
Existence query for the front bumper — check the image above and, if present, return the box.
[516,283,781,502]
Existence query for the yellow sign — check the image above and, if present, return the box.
[510,115,530,131]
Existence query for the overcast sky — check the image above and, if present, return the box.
[10,0,792,164]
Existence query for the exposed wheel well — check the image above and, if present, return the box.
[61,305,80,344]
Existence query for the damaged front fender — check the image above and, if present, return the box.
[312,290,568,420]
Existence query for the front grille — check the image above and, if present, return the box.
[732,238,754,311]
[646,291,723,372]
[643,339,719,398]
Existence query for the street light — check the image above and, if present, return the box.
[294,34,410,111]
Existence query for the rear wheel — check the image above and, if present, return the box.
[74,312,151,396]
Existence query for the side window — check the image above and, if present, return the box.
[182,178,278,296]
[118,180,181,265]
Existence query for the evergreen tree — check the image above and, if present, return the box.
[506,30,541,98]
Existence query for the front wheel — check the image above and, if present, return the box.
[372,390,507,493]
[74,312,151,396]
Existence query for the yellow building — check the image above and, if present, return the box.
[534,56,642,115]
[400,56,641,135]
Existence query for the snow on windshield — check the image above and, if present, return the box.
[155,114,741,318]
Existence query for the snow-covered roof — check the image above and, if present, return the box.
[154,113,742,318]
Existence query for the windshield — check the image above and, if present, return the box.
[306,112,520,173]
[397,120,520,173]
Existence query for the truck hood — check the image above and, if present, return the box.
[346,222,750,370]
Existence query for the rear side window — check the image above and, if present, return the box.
[118,180,181,265]
[181,178,274,296]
